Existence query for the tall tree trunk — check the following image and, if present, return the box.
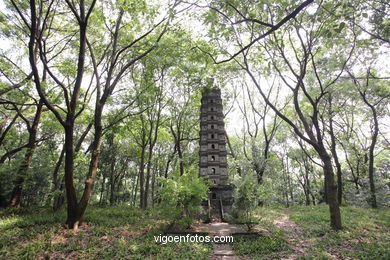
[304,189,310,206]
[361,95,378,208]
[282,159,290,207]
[323,175,328,204]
[9,100,44,207]
[329,95,343,204]
[304,164,311,206]
[52,145,65,210]
[144,161,151,208]
[320,150,342,230]
[144,125,159,207]
[53,177,65,211]
[178,145,184,176]
[144,137,154,208]
[170,121,184,176]
[151,159,158,208]
[139,147,146,209]
[71,106,104,229]
[368,138,378,208]
[286,157,294,204]
[334,157,342,204]
[109,156,116,205]
[99,174,106,206]
[64,122,79,228]
[132,173,139,207]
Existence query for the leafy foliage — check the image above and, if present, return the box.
[159,170,209,227]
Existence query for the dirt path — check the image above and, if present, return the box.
[273,211,312,260]
[193,211,311,260]
[193,222,245,260]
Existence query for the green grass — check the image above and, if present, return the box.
[230,205,390,259]
[1,205,389,259]
[0,206,212,260]
[232,230,288,259]
[287,205,390,259]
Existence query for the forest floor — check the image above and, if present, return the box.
[0,205,389,259]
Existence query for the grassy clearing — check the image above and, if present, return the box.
[230,207,290,259]
[287,205,390,259]
[0,206,211,260]
[232,231,288,260]
[230,205,390,259]
[1,205,389,259]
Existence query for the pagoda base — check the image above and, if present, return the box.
[201,184,234,222]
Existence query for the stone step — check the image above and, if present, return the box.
[210,256,236,260]
[213,251,235,256]
[213,244,235,255]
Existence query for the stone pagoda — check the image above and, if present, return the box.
[199,87,234,222]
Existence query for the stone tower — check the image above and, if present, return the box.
[199,87,233,221]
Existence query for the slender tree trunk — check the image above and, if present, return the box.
[9,100,43,207]
[257,140,270,184]
[174,124,184,176]
[64,122,79,228]
[304,190,310,205]
[285,157,294,204]
[329,95,343,204]
[133,173,139,207]
[52,145,65,210]
[164,155,173,179]
[99,174,106,206]
[73,106,103,229]
[303,173,310,206]
[357,76,380,208]
[53,177,65,211]
[143,101,161,208]
[139,147,146,209]
[151,160,158,208]
[144,147,154,208]
[144,163,151,208]
[109,156,116,205]
[334,160,342,204]
[310,193,316,205]
[178,145,184,176]
[225,132,242,176]
[366,105,378,208]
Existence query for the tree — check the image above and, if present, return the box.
[201,0,361,229]
[159,170,208,228]
[237,81,280,184]
[8,99,44,207]
[7,0,176,229]
[348,69,389,208]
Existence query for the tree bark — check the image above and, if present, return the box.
[139,145,146,209]
[109,141,117,205]
[52,145,65,210]
[320,150,342,229]
[328,95,343,204]
[356,86,379,208]
[99,174,106,206]
[9,100,44,207]
[53,177,65,211]
[64,122,79,228]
